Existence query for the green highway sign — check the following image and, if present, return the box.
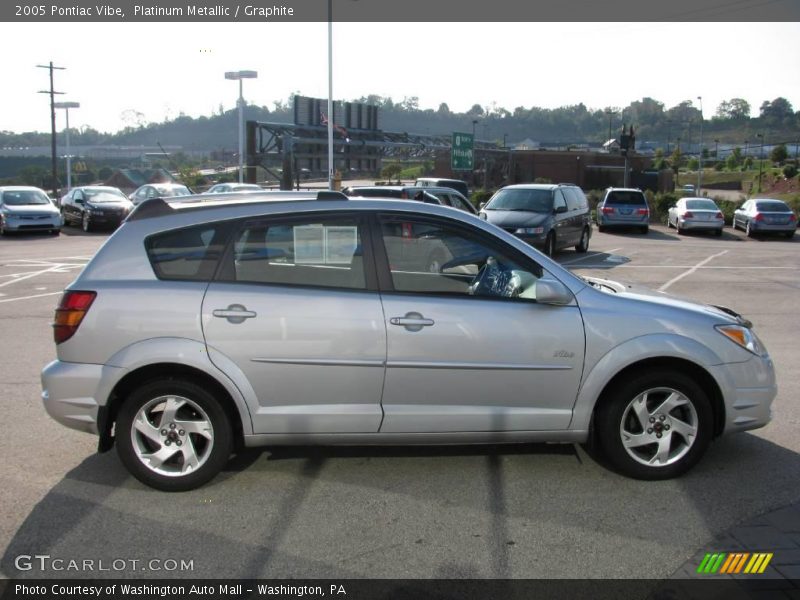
[451,132,474,171]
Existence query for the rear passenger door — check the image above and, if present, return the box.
[202,213,387,435]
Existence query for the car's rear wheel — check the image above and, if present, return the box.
[785,231,795,239]
[640,226,649,234]
[116,379,233,491]
[594,369,712,480]
[575,227,590,253]
[544,232,556,257]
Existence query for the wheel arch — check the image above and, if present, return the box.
[587,356,726,440]
[100,363,246,453]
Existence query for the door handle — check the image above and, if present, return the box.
[213,304,257,324]
[390,312,434,332]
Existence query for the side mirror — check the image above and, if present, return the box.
[75,198,84,205]
[479,202,487,210]
[554,205,568,214]
[535,279,573,306]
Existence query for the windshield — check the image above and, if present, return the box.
[158,186,191,197]
[756,201,790,212]
[2,190,51,206]
[485,188,553,212]
[84,189,127,203]
[685,199,718,210]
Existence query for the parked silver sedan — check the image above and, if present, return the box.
[41,193,777,490]
[667,197,725,236]
[733,198,797,238]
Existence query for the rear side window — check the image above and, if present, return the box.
[146,224,228,281]
[606,191,646,205]
[229,216,365,290]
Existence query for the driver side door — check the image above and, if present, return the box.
[374,213,585,433]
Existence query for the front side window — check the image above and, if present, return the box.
[229,216,365,290]
[554,190,567,212]
[379,215,543,300]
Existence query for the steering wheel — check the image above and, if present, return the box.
[468,256,499,295]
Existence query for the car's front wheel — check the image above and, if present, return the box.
[594,369,712,480]
[575,227,590,253]
[544,232,556,257]
[82,212,92,232]
[746,220,754,238]
[116,379,233,491]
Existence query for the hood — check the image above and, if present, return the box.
[483,210,550,228]
[582,275,748,326]
[2,203,58,215]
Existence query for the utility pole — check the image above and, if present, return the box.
[37,62,66,198]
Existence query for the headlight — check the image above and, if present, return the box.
[516,227,544,234]
[716,324,765,356]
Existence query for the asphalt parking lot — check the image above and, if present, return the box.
[0,223,798,579]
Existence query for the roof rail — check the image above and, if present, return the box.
[316,190,348,200]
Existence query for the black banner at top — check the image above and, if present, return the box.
[3,0,800,22]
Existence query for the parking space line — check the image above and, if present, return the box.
[658,250,729,292]
[0,291,62,303]
[0,266,63,289]
[560,247,622,266]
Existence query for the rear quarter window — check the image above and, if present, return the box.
[145,223,229,281]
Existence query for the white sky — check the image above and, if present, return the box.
[2,22,799,134]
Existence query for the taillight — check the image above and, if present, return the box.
[715,211,724,220]
[636,208,649,215]
[53,291,96,344]
[684,211,695,218]
[790,214,797,222]
[601,206,615,214]
[754,213,764,222]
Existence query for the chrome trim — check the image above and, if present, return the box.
[251,358,385,367]
[386,361,572,371]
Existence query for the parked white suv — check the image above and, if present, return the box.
[42,191,776,490]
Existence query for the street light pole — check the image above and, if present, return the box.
[756,133,764,193]
[327,0,334,189]
[54,102,80,192]
[225,70,258,184]
[697,96,703,193]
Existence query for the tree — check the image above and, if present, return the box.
[770,144,788,163]
[670,147,683,175]
[687,158,699,171]
[437,102,451,115]
[760,97,794,123]
[466,104,484,117]
[715,98,750,120]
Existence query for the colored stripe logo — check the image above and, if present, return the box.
[697,552,773,574]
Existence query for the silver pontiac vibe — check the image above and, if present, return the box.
[41,192,776,491]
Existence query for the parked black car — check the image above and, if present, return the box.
[60,186,134,232]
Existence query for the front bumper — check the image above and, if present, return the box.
[2,215,61,231]
[41,360,126,435]
[710,353,777,434]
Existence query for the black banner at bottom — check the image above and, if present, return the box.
[2,579,798,600]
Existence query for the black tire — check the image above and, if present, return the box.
[51,229,60,235]
[544,232,556,257]
[714,229,723,237]
[640,226,649,235]
[594,369,712,480]
[785,231,795,239]
[745,221,754,238]
[597,224,606,233]
[116,379,233,491]
[575,227,590,253]
[82,211,92,233]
